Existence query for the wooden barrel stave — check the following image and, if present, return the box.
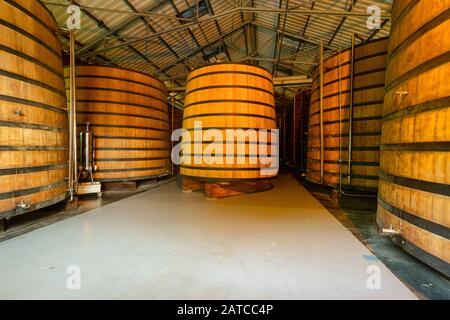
[181,64,277,181]
[0,0,68,218]
[0,101,66,129]
[77,114,168,131]
[377,1,450,276]
[67,65,170,182]
[1,0,61,55]
[184,102,274,119]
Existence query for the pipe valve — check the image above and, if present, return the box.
[380,225,400,236]
[17,200,31,210]
[395,91,409,97]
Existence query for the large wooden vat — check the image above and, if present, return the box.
[180,64,278,181]
[66,65,170,182]
[284,90,310,170]
[307,37,388,192]
[0,0,68,219]
[169,105,184,174]
[169,105,183,133]
[377,1,450,276]
[276,103,288,164]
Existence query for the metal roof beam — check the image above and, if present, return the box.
[243,24,249,58]
[272,0,283,74]
[44,1,191,21]
[249,0,257,64]
[59,33,115,65]
[252,22,335,51]
[75,0,169,56]
[300,1,315,38]
[291,0,315,65]
[327,0,358,46]
[168,0,212,64]
[156,21,249,75]
[239,0,256,62]
[78,6,389,58]
[204,0,232,61]
[240,6,389,17]
[237,1,249,59]
[365,18,389,42]
[70,0,183,86]
[68,0,159,68]
[121,0,179,58]
[224,39,248,59]
[273,0,290,75]
[246,56,317,66]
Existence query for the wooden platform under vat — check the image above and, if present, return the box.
[102,181,138,192]
[0,219,7,232]
[182,177,273,199]
[101,176,164,192]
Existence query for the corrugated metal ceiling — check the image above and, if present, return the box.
[43,0,393,101]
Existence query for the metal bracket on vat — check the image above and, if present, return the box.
[395,91,409,98]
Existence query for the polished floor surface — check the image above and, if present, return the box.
[0,173,417,299]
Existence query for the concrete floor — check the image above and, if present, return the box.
[304,183,450,300]
[0,173,417,299]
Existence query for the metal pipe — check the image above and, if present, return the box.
[319,40,324,183]
[293,90,296,167]
[67,31,75,201]
[70,31,78,193]
[380,225,400,236]
[299,90,303,172]
[338,47,343,195]
[347,33,356,185]
[283,104,286,162]
[171,93,175,175]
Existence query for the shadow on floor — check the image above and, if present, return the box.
[0,176,176,242]
[1,170,448,299]
[296,174,450,300]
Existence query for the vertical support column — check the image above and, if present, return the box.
[170,92,175,175]
[299,90,303,173]
[338,47,343,194]
[68,34,74,200]
[283,104,286,162]
[67,30,78,199]
[293,91,297,167]
[347,33,356,185]
[319,41,324,183]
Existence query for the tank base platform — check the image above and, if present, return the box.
[182,177,273,199]
[77,182,102,198]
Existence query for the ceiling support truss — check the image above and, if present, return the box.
[75,5,389,59]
